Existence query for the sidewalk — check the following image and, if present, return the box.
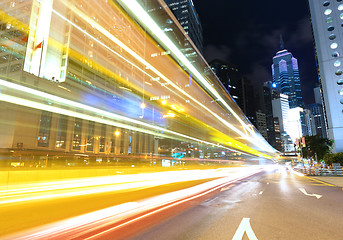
[311,176,343,187]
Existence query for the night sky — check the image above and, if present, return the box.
[195,0,318,105]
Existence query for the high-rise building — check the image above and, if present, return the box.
[272,45,304,108]
[262,81,280,150]
[306,103,327,138]
[273,117,282,151]
[209,59,242,107]
[164,0,203,53]
[308,0,343,152]
[302,86,328,138]
[241,77,257,126]
[256,110,268,140]
[272,94,298,152]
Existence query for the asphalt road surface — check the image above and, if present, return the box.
[128,168,343,240]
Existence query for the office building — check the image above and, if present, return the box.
[272,45,304,108]
[209,59,242,108]
[306,103,327,138]
[308,0,343,152]
[164,0,203,53]
[272,94,297,152]
[256,110,268,140]
[262,81,280,150]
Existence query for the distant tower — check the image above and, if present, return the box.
[271,39,304,108]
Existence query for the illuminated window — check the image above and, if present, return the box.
[339,88,343,95]
[38,111,52,147]
[328,25,335,31]
[99,124,106,152]
[330,42,338,49]
[329,34,336,40]
[335,69,343,75]
[72,118,82,150]
[334,60,341,67]
[324,9,332,15]
[56,115,67,149]
[323,1,330,6]
[340,13,343,19]
[338,79,343,85]
[332,51,340,57]
[327,17,333,23]
[338,4,343,10]
[87,121,94,151]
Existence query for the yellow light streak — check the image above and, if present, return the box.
[0,168,244,205]
[55,4,259,148]
[0,2,275,157]
[7,166,263,240]
[0,79,245,153]
[116,0,275,153]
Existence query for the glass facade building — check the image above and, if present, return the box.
[0,0,276,168]
[272,49,304,109]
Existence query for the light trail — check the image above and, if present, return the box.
[0,1,276,157]
[54,1,275,154]
[116,0,274,153]
[0,168,239,205]
[7,166,263,240]
[0,79,272,158]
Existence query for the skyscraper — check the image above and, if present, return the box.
[209,59,242,108]
[308,0,343,152]
[272,94,300,152]
[164,0,203,53]
[272,43,304,108]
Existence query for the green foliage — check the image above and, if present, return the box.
[323,152,343,165]
[300,135,334,160]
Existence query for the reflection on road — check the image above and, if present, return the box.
[1,165,264,239]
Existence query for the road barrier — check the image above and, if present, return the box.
[297,167,343,176]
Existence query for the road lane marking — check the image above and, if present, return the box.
[221,185,235,192]
[305,176,335,186]
[232,218,258,240]
[259,191,263,195]
[298,188,322,199]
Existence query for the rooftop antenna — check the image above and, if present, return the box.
[280,34,285,50]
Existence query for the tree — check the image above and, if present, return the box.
[323,152,343,165]
[301,135,333,160]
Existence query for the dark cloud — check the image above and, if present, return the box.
[246,63,273,84]
[203,44,232,63]
[287,18,313,48]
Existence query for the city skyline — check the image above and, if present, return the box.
[195,0,317,105]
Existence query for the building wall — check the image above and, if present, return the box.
[308,0,343,152]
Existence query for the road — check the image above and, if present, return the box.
[3,167,343,240]
[127,168,343,240]
[1,166,261,239]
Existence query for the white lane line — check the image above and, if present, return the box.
[232,218,258,240]
[298,188,322,199]
[259,191,263,195]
